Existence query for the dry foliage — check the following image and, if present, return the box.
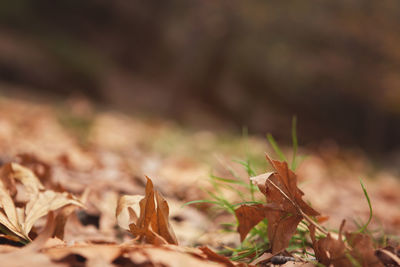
[117,177,178,245]
[0,97,398,267]
[235,155,399,266]
[0,163,83,242]
[236,155,319,254]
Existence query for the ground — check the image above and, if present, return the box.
[0,94,398,266]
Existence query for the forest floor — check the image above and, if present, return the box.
[0,93,399,266]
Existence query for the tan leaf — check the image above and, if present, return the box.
[116,195,143,230]
[122,177,178,245]
[152,190,178,245]
[0,163,83,241]
[0,213,64,267]
[53,204,80,240]
[23,190,83,237]
[137,177,156,230]
[10,163,44,195]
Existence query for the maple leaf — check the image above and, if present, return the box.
[235,155,319,254]
[116,177,178,245]
[0,163,83,241]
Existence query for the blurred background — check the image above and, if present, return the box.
[1,0,400,155]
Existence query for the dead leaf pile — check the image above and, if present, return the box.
[0,95,398,266]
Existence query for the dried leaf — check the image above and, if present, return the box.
[0,213,64,267]
[0,163,83,241]
[309,222,384,267]
[236,156,320,254]
[375,248,400,266]
[235,204,266,241]
[199,246,243,267]
[53,204,79,240]
[116,195,143,230]
[266,211,303,254]
[345,232,384,267]
[119,177,178,245]
[152,190,178,245]
[250,252,273,265]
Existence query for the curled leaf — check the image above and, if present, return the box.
[0,163,83,241]
[117,177,178,245]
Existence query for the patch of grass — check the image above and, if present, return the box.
[186,117,312,262]
[186,118,382,264]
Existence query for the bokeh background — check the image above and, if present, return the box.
[1,0,400,155]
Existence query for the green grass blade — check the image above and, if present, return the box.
[267,133,287,162]
[357,178,373,233]
[233,201,264,207]
[182,199,222,207]
[210,175,248,186]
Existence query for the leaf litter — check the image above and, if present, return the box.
[0,95,398,266]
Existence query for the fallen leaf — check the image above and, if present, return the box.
[44,243,245,267]
[375,247,400,266]
[0,163,83,241]
[309,221,384,267]
[199,246,236,267]
[236,155,320,254]
[0,213,65,267]
[116,195,142,230]
[250,252,273,265]
[235,204,266,242]
[152,190,178,245]
[118,177,178,245]
[345,232,384,267]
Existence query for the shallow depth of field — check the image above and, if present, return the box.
[0,2,399,266]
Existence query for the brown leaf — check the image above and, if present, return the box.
[152,190,178,245]
[236,156,320,254]
[310,221,384,267]
[199,246,250,267]
[136,177,156,230]
[264,155,319,217]
[45,243,241,267]
[116,195,142,230]
[45,244,122,266]
[52,204,79,240]
[0,213,64,267]
[0,163,83,241]
[266,212,303,254]
[119,177,178,245]
[235,204,266,241]
[309,222,349,267]
[345,232,384,267]
[250,252,273,265]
